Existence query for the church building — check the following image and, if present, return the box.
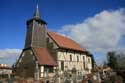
[14,5,94,80]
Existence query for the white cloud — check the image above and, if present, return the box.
[60,8,125,52]
[0,49,21,65]
[0,49,21,58]
[59,9,125,64]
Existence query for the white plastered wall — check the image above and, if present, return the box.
[57,50,92,74]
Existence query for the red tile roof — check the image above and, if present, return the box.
[48,32,86,52]
[0,64,11,69]
[33,48,57,66]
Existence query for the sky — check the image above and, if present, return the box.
[0,0,125,66]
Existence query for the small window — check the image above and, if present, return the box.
[61,61,64,71]
[88,58,91,63]
[77,56,79,62]
[83,56,85,62]
[83,56,85,69]
[70,55,72,61]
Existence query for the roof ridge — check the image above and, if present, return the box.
[48,31,86,52]
[48,31,74,41]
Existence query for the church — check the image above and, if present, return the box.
[14,5,94,80]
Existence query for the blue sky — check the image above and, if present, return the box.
[0,0,125,65]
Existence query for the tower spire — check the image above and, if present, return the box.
[25,2,47,48]
[34,3,40,19]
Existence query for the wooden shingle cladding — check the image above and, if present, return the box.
[15,49,36,78]
[15,47,57,78]
[16,47,57,68]
[25,15,47,48]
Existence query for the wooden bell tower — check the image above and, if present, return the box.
[25,4,47,48]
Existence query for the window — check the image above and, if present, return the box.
[44,66,54,73]
[61,61,64,71]
[88,58,91,63]
[77,56,79,62]
[83,56,85,69]
[70,55,72,61]
[83,56,85,61]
